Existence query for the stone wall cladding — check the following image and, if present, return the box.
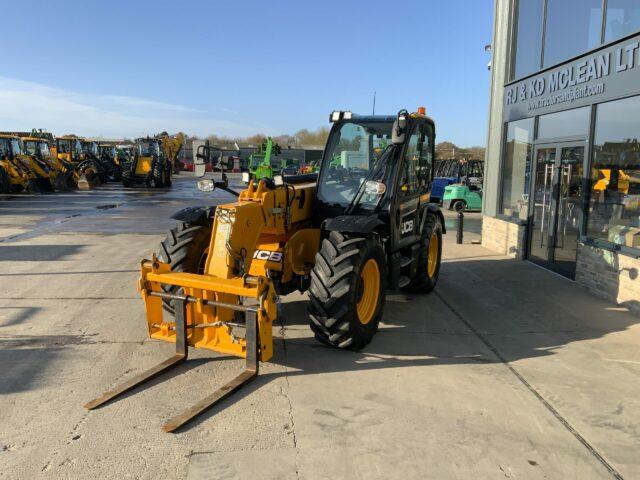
[576,243,640,316]
[481,215,526,259]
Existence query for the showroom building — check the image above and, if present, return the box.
[483,0,640,313]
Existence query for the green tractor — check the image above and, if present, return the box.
[247,137,281,180]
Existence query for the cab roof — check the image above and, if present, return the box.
[21,136,49,143]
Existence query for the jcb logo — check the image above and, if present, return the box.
[401,219,414,235]
[253,250,283,263]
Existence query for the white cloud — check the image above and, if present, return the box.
[0,76,268,138]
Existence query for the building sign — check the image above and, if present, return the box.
[504,34,640,121]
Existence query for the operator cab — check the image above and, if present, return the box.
[314,109,436,245]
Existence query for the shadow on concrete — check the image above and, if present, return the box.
[0,306,41,328]
[0,269,138,277]
[179,256,639,431]
[0,245,87,261]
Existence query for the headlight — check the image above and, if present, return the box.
[197,179,215,192]
[273,174,284,186]
[242,172,250,183]
[364,181,386,195]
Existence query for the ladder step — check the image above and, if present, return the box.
[398,275,411,288]
[399,256,413,268]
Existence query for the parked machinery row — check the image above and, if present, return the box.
[0,130,184,193]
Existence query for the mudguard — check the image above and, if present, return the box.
[170,206,215,224]
[323,215,385,235]
[421,204,446,234]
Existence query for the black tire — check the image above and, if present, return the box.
[0,168,10,193]
[156,221,213,315]
[164,165,172,187]
[308,231,386,350]
[402,212,442,293]
[452,200,466,212]
[150,160,165,188]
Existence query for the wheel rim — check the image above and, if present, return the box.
[356,258,380,325]
[427,231,439,278]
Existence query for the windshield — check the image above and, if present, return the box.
[82,142,98,155]
[317,120,393,207]
[10,139,22,155]
[23,141,39,156]
[39,142,50,157]
[58,139,71,153]
[138,141,160,156]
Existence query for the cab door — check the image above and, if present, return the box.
[392,120,434,250]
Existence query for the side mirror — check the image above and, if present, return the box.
[392,109,409,144]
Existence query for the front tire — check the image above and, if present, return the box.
[402,212,442,293]
[156,221,213,315]
[308,231,386,350]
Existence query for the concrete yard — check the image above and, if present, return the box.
[1,175,638,479]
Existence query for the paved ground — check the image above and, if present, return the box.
[1,174,638,479]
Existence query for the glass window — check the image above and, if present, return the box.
[605,0,640,42]
[537,107,590,140]
[587,96,640,249]
[10,139,22,156]
[544,0,603,68]
[0,138,11,158]
[512,0,544,79]
[23,141,39,156]
[400,124,432,195]
[316,119,393,207]
[501,118,535,220]
[39,142,50,157]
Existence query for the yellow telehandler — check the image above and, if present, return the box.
[86,108,444,432]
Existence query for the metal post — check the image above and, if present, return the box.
[457,211,464,244]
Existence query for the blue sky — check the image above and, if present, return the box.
[1,0,493,146]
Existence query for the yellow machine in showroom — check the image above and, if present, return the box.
[86,108,445,431]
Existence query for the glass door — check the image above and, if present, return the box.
[527,142,585,279]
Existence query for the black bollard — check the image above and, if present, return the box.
[456,210,464,244]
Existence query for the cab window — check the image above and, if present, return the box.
[399,123,433,195]
[0,139,11,158]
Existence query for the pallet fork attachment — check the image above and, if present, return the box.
[83,293,259,433]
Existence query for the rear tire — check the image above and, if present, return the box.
[452,200,466,212]
[0,168,10,193]
[308,231,386,350]
[156,221,213,315]
[402,212,442,293]
[151,161,165,188]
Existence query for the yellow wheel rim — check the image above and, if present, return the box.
[357,258,380,325]
[427,231,439,278]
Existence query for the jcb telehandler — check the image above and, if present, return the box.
[121,133,184,188]
[86,108,444,432]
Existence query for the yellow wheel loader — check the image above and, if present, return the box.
[121,133,184,188]
[0,134,55,193]
[86,108,445,432]
[21,136,75,190]
[55,135,103,190]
